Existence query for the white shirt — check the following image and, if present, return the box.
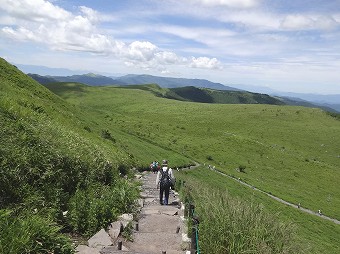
[156,166,174,186]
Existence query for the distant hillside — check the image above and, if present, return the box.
[29,72,240,90]
[50,73,126,86]
[276,96,338,112]
[116,74,240,91]
[28,72,338,112]
[27,73,57,84]
[165,86,285,105]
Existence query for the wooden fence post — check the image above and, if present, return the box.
[117,240,122,250]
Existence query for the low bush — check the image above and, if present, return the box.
[67,180,139,236]
[0,209,73,254]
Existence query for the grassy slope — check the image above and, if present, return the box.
[178,167,340,253]
[166,86,285,105]
[0,59,130,170]
[43,82,192,168]
[45,82,340,253]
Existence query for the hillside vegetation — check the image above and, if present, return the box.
[0,58,146,253]
[2,57,340,253]
[166,86,285,105]
[45,82,340,253]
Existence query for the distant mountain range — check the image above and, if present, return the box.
[27,72,339,112]
[28,73,240,91]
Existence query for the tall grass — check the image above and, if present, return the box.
[181,181,302,254]
[67,180,139,236]
[0,209,73,254]
[0,58,141,252]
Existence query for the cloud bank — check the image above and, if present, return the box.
[0,0,221,71]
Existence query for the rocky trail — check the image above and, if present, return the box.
[76,171,190,254]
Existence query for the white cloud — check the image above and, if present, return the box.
[79,6,99,23]
[190,57,223,69]
[2,26,40,41]
[281,14,339,31]
[155,51,186,64]
[126,41,158,61]
[0,0,222,72]
[0,0,71,22]
[191,0,260,9]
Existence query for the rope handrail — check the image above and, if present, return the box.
[190,204,200,254]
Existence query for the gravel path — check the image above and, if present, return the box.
[210,167,340,225]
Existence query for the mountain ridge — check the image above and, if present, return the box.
[27,72,339,112]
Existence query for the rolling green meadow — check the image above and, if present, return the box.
[45,81,340,253]
[1,57,340,253]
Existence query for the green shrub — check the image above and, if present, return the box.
[239,165,246,173]
[121,221,134,242]
[0,209,73,254]
[101,129,115,142]
[67,180,139,236]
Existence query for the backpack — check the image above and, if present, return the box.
[160,168,171,188]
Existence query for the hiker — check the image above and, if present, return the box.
[156,159,175,205]
[150,161,159,173]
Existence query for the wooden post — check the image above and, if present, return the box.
[117,240,122,250]
[135,222,139,231]
[191,223,196,254]
[162,251,166,254]
[176,226,180,233]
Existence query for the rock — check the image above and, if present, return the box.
[88,229,113,249]
[136,198,144,208]
[162,207,179,216]
[76,245,101,254]
[118,213,133,228]
[140,192,150,198]
[182,233,191,243]
[135,174,143,179]
[108,221,122,241]
[143,208,160,215]
[144,197,155,203]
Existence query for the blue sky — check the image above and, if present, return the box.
[1,0,340,94]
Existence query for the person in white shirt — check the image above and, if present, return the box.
[156,159,174,205]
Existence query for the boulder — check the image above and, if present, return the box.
[118,213,133,228]
[88,229,112,249]
[136,198,144,208]
[108,221,122,241]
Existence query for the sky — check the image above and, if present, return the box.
[1,0,340,94]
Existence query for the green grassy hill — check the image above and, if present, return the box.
[46,83,340,219]
[44,82,340,253]
[0,58,159,253]
[2,57,340,253]
[166,86,285,104]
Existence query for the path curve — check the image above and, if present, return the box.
[210,167,340,225]
[185,164,340,225]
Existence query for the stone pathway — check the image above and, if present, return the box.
[124,172,190,254]
[76,171,190,254]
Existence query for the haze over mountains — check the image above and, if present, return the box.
[26,68,340,113]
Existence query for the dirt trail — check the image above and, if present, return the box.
[124,172,190,254]
[210,167,340,225]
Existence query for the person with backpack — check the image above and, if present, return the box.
[156,159,175,205]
